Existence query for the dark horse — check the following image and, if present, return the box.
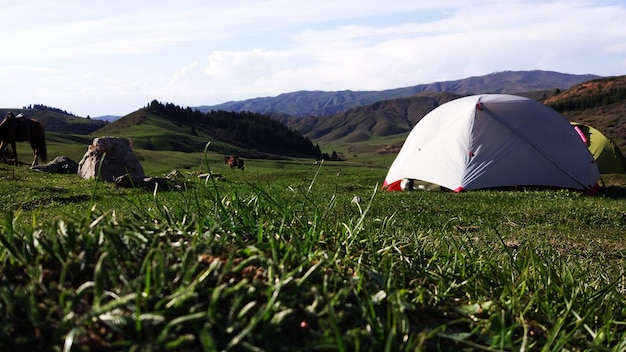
[0,112,47,166]
[224,155,245,170]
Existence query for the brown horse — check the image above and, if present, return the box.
[224,155,245,170]
[0,112,48,167]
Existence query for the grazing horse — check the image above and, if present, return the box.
[0,112,48,166]
[224,155,245,170]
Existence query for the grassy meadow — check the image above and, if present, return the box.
[1,143,626,351]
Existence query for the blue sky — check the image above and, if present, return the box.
[2,0,626,117]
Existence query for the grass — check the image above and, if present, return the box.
[1,152,626,351]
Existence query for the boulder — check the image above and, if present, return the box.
[30,156,79,174]
[77,137,144,185]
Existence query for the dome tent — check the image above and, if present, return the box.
[383,94,601,193]
[571,122,626,174]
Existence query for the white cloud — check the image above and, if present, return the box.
[1,0,625,116]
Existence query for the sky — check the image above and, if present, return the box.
[2,0,626,117]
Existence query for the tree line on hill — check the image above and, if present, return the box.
[547,86,626,113]
[22,104,74,116]
[147,100,340,160]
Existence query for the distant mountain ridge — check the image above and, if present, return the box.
[290,75,626,156]
[196,70,600,117]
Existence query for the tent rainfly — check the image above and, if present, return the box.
[383,94,601,193]
[571,122,626,174]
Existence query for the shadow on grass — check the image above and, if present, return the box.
[596,185,626,199]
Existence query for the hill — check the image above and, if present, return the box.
[543,75,626,150]
[94,100,324,159]
[0,109,107,134]
[291,92,462,143]
[197,70,599,117]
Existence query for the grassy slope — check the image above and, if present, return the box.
[94,112,208,152]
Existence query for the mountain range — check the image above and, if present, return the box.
[286,74,626,155]
[196,70,599,117]
[4,70,625,159]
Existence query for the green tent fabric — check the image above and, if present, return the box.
[571,122,626,174]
